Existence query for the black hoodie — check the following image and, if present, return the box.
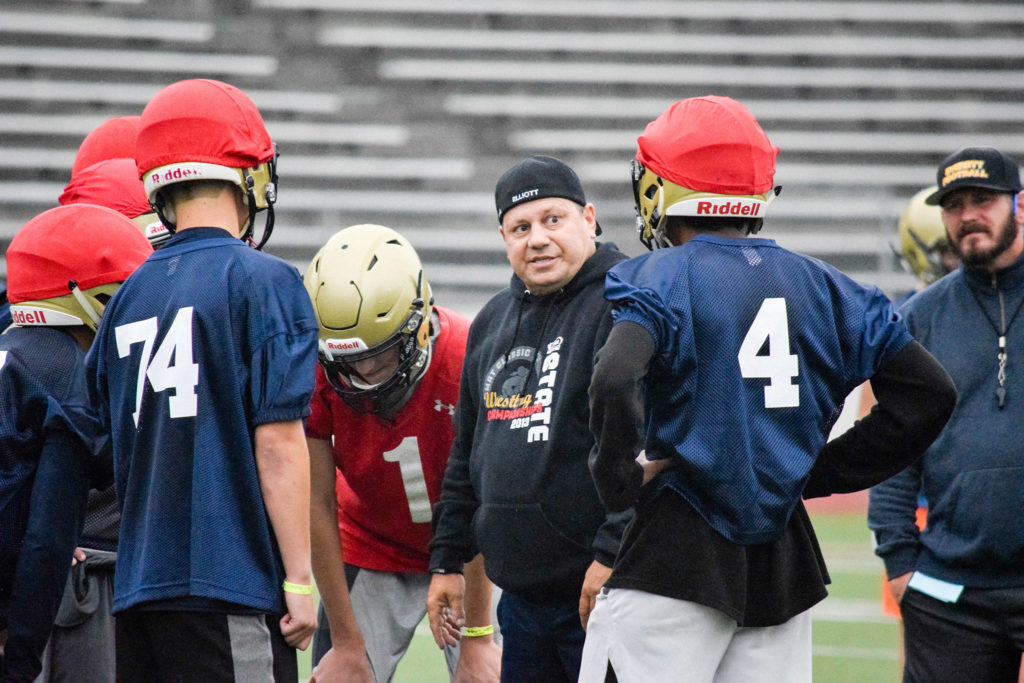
[430,242,632,602]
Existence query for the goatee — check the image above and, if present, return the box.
[953,213,1019,267]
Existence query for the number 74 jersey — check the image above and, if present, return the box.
[605,234,912,545]
[85,230,318,614]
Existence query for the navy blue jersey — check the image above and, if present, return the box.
[607,234,911,544]
[87,228,318,614]
[0,327,101,561]
[0,326,98,677]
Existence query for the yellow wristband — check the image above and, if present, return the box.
[461,625,494,638]
[282,580,313,595]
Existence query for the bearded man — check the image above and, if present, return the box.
[869,147,1024,683]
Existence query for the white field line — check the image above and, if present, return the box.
[813,645,899,661]
[812,597,898,624]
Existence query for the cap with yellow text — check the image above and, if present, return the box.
[926,147,1022,206]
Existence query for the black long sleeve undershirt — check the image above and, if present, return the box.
[803,339,956,498]
[588,322,652,512]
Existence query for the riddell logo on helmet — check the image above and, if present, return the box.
[324,338,367,355]
[146,222,168,239]
[695,200,763,216]
[11,308,46,325]
[149,166,203,186]
[667,196,769,218]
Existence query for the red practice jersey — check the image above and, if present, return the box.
[306,306,470,573]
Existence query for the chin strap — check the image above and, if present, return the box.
[152,193,177,234]
[68,280,101,328]
[249,204,275,250]
[242,168,277,250]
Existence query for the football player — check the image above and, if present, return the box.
[86,78,317,682]
[35,151,169,683]
[896,186,960,294]
[0,204,150,681]
[579,95,956,683]
[304,224,500,683]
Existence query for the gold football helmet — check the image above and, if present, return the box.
[898,187,958,285]
[304,224,433,415]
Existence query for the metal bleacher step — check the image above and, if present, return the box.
[255,0,1024,26]
[442,94,1024,124]
[0,46,277,78]
[510,131,1024,157]
[0,79,342,115]
[319,25,1022,61]
[379,59,1024,92]
[0,114,405,149]
[0,10,214,42]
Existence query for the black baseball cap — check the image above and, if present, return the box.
[494,155,601,235]
[925,147,1023,206]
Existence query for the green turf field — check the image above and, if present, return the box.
[300,511,901,682]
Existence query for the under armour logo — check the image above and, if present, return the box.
[434,400,455,416]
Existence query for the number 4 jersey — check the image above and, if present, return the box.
[86,228,318,614]
[606,234,911,545]
[304,306,470,574]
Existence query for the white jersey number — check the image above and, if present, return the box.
[115,307,199,426]
[383,437,432,523]
[737,297,800,408]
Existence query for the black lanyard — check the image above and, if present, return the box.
[967,273,1024,409]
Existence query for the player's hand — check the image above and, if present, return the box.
[888,572,914,605]
[279,591,316,650]
[579,560,612,630]
[453,636,502,683]
[427,573,465,649]
[309,645,374,683]
[637,450,672,486]
[71,548,87,566]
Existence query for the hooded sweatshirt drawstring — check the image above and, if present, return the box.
[503,291,529,364]
[504,290,559,391]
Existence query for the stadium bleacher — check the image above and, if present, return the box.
[3,0,1024,313]
[0,79,342,113]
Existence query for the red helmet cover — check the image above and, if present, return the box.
[71,115,142,179]
[636,95,778,195]
[135,79,274,180]
[59,158,153,219]
[7,205,152,303]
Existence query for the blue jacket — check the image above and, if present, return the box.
[869,253,1024,587]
